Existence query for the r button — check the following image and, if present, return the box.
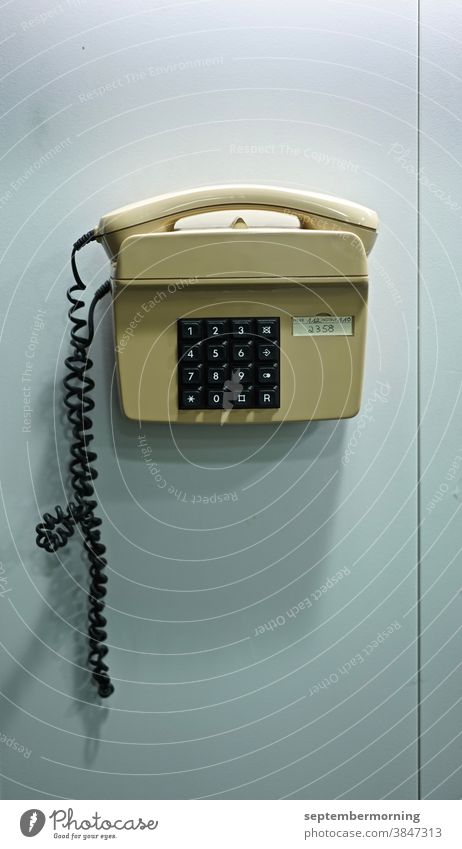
[257,388,278,408]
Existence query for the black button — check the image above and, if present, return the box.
[181,343,203,363]
[180,389,203,408]
[207,366,229,385]
[180,319,202,340]
[229,365,254,385]
[206,343,227,363]
[181,366,202,385]
[231,319,253,337]
[230,388,254,408]
[232,342,253,363]
[207,390,225,409]
[256,319,279,340]
[205,319,228,339]
[257,366,278,383]
[257,343,278,361]
[257,388,278,408]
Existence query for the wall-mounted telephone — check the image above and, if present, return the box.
[36,185,378,697]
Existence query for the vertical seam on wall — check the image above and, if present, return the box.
[417,0,422,801]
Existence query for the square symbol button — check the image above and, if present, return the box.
[231,389,254,408]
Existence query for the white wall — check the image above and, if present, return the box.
[0,0,441,800]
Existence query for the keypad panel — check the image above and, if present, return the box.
[178,318,280,410]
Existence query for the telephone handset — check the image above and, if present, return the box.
[96,183,378,255]
[36,185,378,697]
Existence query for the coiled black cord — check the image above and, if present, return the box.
[36,231,114,698]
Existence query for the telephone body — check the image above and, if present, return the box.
[36,185,378,698]
[96,185,378,423]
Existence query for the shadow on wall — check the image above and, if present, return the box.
[9,315,350,768]
[2,381,110,767]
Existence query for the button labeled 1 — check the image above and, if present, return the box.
[180,320,202,340]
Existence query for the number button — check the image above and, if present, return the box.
[180,320,202,340]
[206,343,227,363]
[180,389,203,409]
[207,390,225,409]
[205,319,228,338]
[231,319,253,337]
[256,318,279,340]
[181,366,202,385]
[232,343,253,363]
[207,366,229,385]
[230,366,253,385]
[181,343,203,363]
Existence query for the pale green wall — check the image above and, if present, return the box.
[0,0,455,800]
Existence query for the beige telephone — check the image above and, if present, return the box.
[35,185,378,699]
[96,185,378,423]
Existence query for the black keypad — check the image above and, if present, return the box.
[178,317,280,410]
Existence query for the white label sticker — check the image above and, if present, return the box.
[292,315,354,336]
